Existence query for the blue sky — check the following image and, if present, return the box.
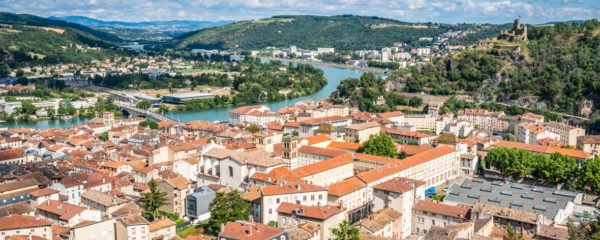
[1,0,598,24]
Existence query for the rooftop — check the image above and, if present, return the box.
[277,202,342,220]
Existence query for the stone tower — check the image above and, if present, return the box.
[282,135,299,170]
[103,112,115,127]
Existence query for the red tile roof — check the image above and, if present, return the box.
[36,200,87,221]
[0,214,52,230]
[299,115,349,125]
[298,145,347,157]
[413,200,471,218]
[373,177,425,194]
[302,134,331,145]
[277,202,342,220]
[28,187,59,197]
[327,176,367,197]
[327,141,362,151]
[292,153,353,178]
[261,182,326,196]
[219,220,285,240]
[357,146,455,183]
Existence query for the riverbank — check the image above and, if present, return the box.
[257,56,390,75]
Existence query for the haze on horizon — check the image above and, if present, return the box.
[1,0,599,25]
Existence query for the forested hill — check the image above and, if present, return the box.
[167,15,509,50]
[387,20,600,115]
[0,12,123,43]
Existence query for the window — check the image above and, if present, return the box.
[311,195,314,201]
[229,166,233,177]
[319,194,323,200]
[277,198,280,204]
[167,226,171,231]
[432,220,436,225]
[269,209,272,214]
[303,196,307,201]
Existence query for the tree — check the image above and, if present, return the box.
[139,120,150,128]
[331,220,360,240]
[207,190,251,235]
[136,100,151,110]
[47,108,55,119]
[158,104,169,114]
[21,102,37,115]
[292,130,299,136]
[15,69,24,77]
[502,134,516,142]
[504,223,524,240]
[67,106,77,115]
[58,106,67,115]
[0,64,10,78]
[148,121,159,130]
[139,179,168,221]
[357,133,397,158]
[99,131,108,141]
[567,209,600,239]
[576,157,600,194]
[245,124,260,133]
[408,96,423,107]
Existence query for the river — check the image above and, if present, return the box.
[0,63,382,129]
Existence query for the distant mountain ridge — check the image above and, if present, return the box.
[0,12,123,43]
[49,16,233,32]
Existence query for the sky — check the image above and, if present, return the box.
[1,0,599,24]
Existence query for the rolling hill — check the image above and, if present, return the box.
[49,16,233,32]
[0,12,123,43]
[166,15,509,50]
[331,20,600,123]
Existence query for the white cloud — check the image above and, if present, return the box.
[0,0,597,24]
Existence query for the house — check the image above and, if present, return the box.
[327,177,368,223]
[199,146,284,190]
[50,176,84,205]
[296,145,346,168]
[70,219,118,240]
[344,122,381,143]
[543,121,585,146]
[0,215,53,240]
[158,176,191,218]
[133,167,159,184]
[577,135,600,156]
[412,200,471,236]
[218,220,289,240]
[298,116,351,138]
[353,208,403,239]
[186,186,216,221]
[116,214,150,240]
[228,105,280,126]
[291,153,353,187]
[149,219,176,240]
[260,182,328,224]
[28,188,60,207]
[372,177,426,239]
[80,190,128,217]
[277,202,345,240]
[173,157,199,182]
[36,200,102,227]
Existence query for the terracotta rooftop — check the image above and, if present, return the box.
[28,187,59,197]
[37,200,87,221]
[292,153,353,178]
[277,202,342,220]
[372,177,426,194]
[327,176,367,197]
[261,182,326,196]
[299,115,349,125]
[302,134,331,145]
[413,200,471,219]
[346,121,381,131]
[328,141,362,151]
[0,214,51,231]
[353,208,402,233]
[121,214,150,226]
[150,218,175,231]
[219,220,285,240]
[357,146,456,183]
[298,145,347,158]
[204,147,283,167]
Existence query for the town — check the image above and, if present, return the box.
[0,93,598,240]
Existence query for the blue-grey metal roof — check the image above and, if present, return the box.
[163,92,214,99]
[445,177,580,221]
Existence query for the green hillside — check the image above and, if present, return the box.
[0,12,123,43]
[167,15,508,50]
[331,20,600,130]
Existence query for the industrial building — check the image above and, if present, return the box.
[162,92,214,104]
